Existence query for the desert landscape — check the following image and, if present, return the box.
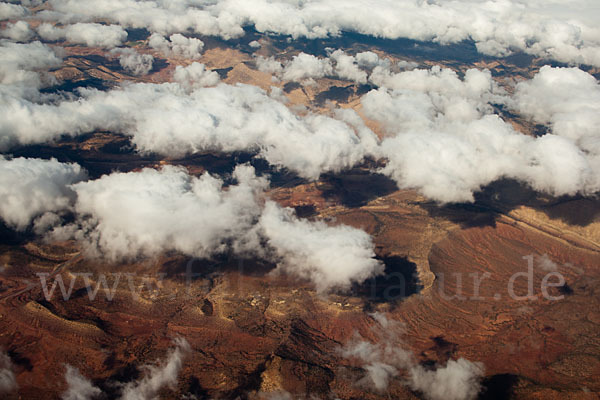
[0,1,599,399]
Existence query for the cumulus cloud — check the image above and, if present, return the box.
[37,22,128,48]
[49,164,381,291]
[362,65,600,202]
[341,313,484,400]
[61,339,189,400]
[255,55,283,75]
[4,60,598,203]
[1,44,598,205]
[120,337,190,400]
[510,65,600,144]
[329,49,367,84]
[1,20,34,42]
[256,52,335,83]
[148,33,203,59]
[44,0,245,39]
[0,2,27,20]
[0,39,62,92]
[2,5,598,208]
[259,201,383,292]
[121,83,373,179]
[111,48,154,76]
[281,52,333,82]
[173,62,219,89]
[396,60,419,70]
[508,66,600,195]
[0,81,374,179]
[0,156,86,231]
[340,314,412,391]
[0,351,17,394]
[256,50,391,84]
[61,164,267,260]
[0,40,62,75]
[40,0,600,66]
[62,365,102,400]
[410,359,487,400]
[355,51,384,69]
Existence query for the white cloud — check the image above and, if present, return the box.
[256,52,334,83]
[117,82,372,178]
[255,55,283,75]
[45,0,244,39]
[397,60,419,70]
[0,2,27,20]
[281,52,333,82]
[0,81,374,179]
[1,44,598,205]
[0,39,62,92]
[368,66,498,115]
[1,20,34,42]
[508,66,600,196]
[3,61,598,204]
[410,358,486,400]
[256,50,391,84]
[37,23,127,48]
[0,156,86,231]
[149,33,203,59]
[49,164,381,291]
[63,164,267,261]
[120,337,190,400]
[173,62,219,90]
[42,0,600,66]
[61,339,190,400]
[372,116,528,203]
[2,8,599,208]
[341,314,412,391]
[511,65,600,142]
[341,313,484,400]
[259,201,383,292]
[329,49,367,84]
[355,51,382,69]
[111,48,154,76]
[62,365,102,400]
[36,23,62,42]
[362,65,600,202]
[0,351,17,394]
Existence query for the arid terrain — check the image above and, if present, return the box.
[1,3,600,399]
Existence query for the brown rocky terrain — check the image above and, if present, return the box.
[1,170,598,399]
[1,26,599,400]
